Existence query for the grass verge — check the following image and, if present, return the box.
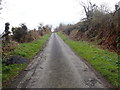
[2,33,51,87]
[57,32,119,87]
[13,34,51,59]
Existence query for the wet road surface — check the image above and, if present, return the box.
[16,33,110,88]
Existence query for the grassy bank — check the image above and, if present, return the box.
[13,34,51,59]
[2,33,51,86]
[57,32,119,87]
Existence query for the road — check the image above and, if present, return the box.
[15,33,110,88]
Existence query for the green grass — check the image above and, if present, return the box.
[57,32,119,87]
[2,34,51,87]
[2,64,27,82]
[13,34,51,59]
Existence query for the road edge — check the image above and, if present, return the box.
[7,35,51,88]
[57,33,115,88]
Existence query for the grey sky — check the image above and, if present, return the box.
[0,0,119,33]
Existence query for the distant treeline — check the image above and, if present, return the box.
[2,23,51,43]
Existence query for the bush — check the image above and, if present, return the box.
[12,24,28,43]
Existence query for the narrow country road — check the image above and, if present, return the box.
[14,33,110,88]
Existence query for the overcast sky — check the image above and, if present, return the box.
[0,0,119,33]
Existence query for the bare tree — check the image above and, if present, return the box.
[99,3,110,14]
[79,1,97,19]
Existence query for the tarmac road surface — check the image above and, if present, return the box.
[16,33,111,88]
